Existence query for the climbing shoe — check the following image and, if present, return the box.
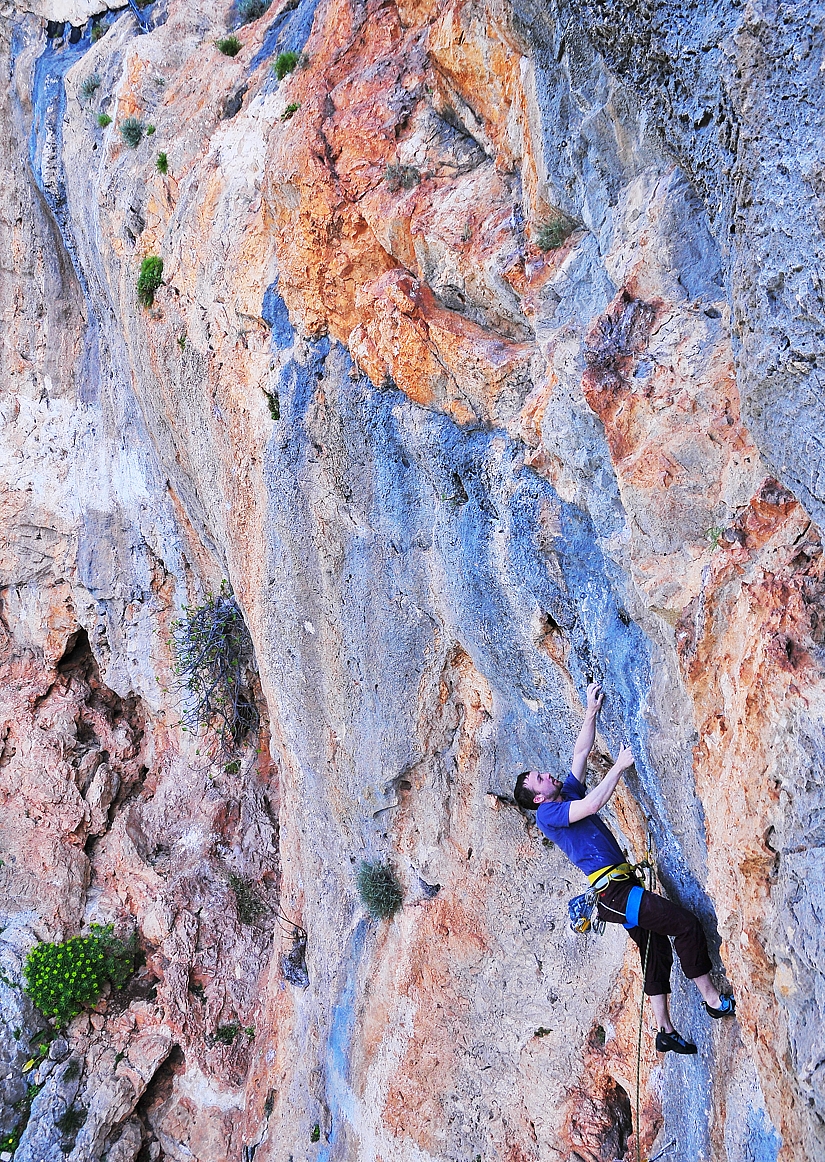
[705,994,736,1018]
[655,1029,697,1055]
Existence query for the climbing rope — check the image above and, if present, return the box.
[635,827,657,1162]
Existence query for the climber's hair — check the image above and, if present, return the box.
[514,771,540,811]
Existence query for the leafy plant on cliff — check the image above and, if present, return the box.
[536,215,577,251]
[280,102,300,121]
[119,116,145,148]
[356,861,403,919]
[156,151,169,175]
[170,582,258,755]
[90,23,107,42]
[238,0,271,23]
[23,925,136,1027]
[273,50,299,80]
[97,112,112,128]
[216,35,243,56]
[137,255,164,308]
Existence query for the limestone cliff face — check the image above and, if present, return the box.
[1,1,823,1160]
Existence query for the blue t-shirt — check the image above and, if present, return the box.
[536,774,625,876]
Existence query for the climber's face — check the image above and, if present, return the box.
[524,770,563,805]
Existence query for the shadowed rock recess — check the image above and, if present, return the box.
[0,0,823,1159]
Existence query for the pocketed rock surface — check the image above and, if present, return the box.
[1,1,823,1160]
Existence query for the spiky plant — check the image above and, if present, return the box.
[156,151,169,175]
[536,216,577,251]
[80,73,101,102]
[137,255,164,308]
[171,582,258,755]
[383,163,420,192]
[119,116,145,148]
[356,861,403,919]
[238,0,271,23]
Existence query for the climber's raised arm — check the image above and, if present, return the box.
[568,745,634,822]
[570,681,604,783]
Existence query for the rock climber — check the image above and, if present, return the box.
[514,682,736,1054]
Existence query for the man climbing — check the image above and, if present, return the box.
[514,682,735,1054]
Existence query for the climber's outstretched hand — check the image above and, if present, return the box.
[586,682,604,714]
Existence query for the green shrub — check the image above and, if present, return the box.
[97,112,112,128]
[55,1104,87,1136]
[171,582,258,754]
[156,151,169,175]
[273,50,299,80]
[280,102,300,121]
[90,23,107,42]
[80,73,101,102]
[137,255,164,308]
[119,117,145,148]
[384,163,420,192]
[536,216,576,251]
[238,0,271,22]
[310,1123,321,1143]
[228,873,265,924]
[146,124,156,135]
[264,389,280,420]
[23,925,135,1027]
[215,1022,240,1045]
[356,861,403,919]
[217,35,243,56]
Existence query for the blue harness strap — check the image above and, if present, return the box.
[624,884,644,930]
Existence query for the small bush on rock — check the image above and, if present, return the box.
[80,73,101,102]
[238,0,271,23]
[217,35,243,56]
[215,1022,240,1045]
[97,113,112,128]
[536,216,576,251]
[23,925,135,1027]
[119,116,145,148]
[356,861,403,919]
[280,102,300,121]
[171,582,258,754]
[137,255,164,308]
[90,23,107,42]
[273,50,299,80]
[156,151,169,175]
[384,163,420,192]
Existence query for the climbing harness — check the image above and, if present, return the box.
[567,859,654,935]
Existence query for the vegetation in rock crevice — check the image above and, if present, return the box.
[356,861,404,919]
[171,582,258,755]
[79,73,101,102]
[137,255,164,308]
[119,117,145,148]
[273,50,300,80]
[156,151,169,175]
[238,0,272,23]
[384,163,420,192]
[23,925,136,1027]
[536,216,578,251]
[216,35,243,56]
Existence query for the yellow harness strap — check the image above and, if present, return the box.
[587,861,635,889]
